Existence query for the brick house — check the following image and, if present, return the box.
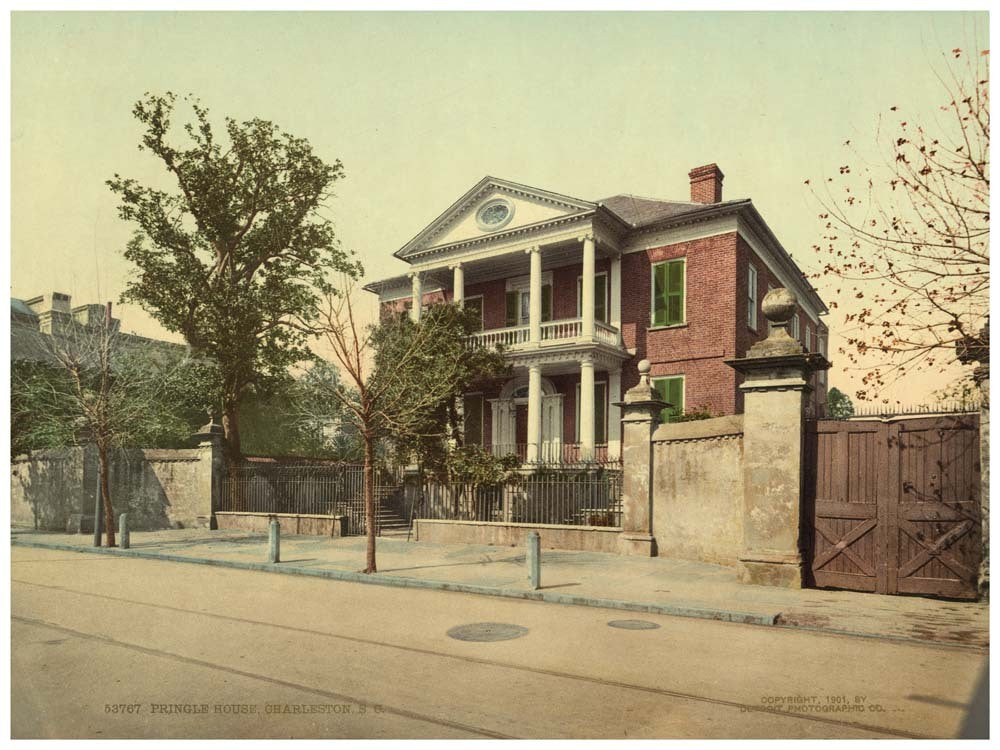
[365,164,829,463]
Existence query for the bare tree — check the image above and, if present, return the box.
[808,47,989,401]
[308,276,506,573]
[12,304,210,545]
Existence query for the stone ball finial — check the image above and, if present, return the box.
[762,288,798,325]
[637,359,651,383]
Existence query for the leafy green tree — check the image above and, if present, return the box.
[240,360,360,459]
[313,279,509,573]
[107,92,362,459]
[826,387,856,420]
[11,312,211,545]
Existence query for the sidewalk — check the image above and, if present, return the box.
[11,527,988,649]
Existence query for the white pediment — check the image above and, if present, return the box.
[395,177,595,259]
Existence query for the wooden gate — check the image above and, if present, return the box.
[804,415,982,599]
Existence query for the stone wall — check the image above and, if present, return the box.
[11,442,217,532]
[414,518,622,553]
[651,415,744,566]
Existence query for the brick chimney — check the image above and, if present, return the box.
[688,164,725,204]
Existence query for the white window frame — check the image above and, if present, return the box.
[506,273,552,327]
[791,313,800,341]
[576,271,609,323]
[574,379,609,444]
[748,264,759,330]
[649,257,687,328]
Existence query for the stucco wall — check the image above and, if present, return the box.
[414,518,623,553]
[651,414,745,566]
[11,445,214,532]
[216,512,346,536]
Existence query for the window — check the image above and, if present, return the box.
[464,296,484,332]
[575,381,608,444]
[791,313,800,341]
[577,273,609,324]
[462,394,484,446]
[804,323,812,352]
[505,285,551,326]
[652,376,684,423]
[748,264,759,330]
[651,258,685,327]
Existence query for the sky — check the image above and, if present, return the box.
[9,10,990,404]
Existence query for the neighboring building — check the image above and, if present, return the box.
[10,291,183,365]
[365,164,829,463]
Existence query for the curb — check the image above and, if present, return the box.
[11,538,779,627]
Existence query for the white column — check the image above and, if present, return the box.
[580,355,595,461]
[452,263,464,306]
[526,365,542,463]
[410,272,423,322]
[607,367,622,460]
[582,235,596,339]
[610,253,622,343]
[527,246,542,344]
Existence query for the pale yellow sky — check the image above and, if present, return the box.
[10,11,989,403]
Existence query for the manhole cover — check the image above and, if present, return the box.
[607,619,661,630]
[447,622,529,642]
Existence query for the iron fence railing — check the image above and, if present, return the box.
[412,470,623,527]
[814,400,982,421]
[220,462,403,536]
[486,442,619,466]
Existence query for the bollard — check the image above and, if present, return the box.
[526,531,541,590]
[119,513,130,550]
[268,519,280,564]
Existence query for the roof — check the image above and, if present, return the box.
[596,194,748,228]
[10,298,37,318]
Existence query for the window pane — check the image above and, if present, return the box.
[542,284,552,322]
[505,291,518,327]
[595,275,607,323]
[667,260,684,294]
[595,382,607,443]
[520,291,530,325]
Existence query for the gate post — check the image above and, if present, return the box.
[616,360,667,556]
[193,419,224,529]
[726,289,829,588]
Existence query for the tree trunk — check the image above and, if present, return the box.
[98,443,116,548]
[222,393,242,510]
[363,434,377,574]
[222,395,242,459]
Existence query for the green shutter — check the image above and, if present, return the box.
[463,395,483,446]
[505,291,518,327]
[654,377,684,422]
[652,263,668,327]
[595,275,607,323]
[666,260,685,325]
[541,284,552,322]
[595,382,607,443]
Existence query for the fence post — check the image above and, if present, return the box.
[616,360,666,556]
[725,289,830,588]
[119,512,130,550]
[526,531,541,589]
[268,519,280,563]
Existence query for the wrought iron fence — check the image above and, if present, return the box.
[412,469,623,527]
[220,461,403,536]
[815,400,982,421]
[486,442,618,466]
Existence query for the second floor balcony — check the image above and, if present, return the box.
[468,317,621,351]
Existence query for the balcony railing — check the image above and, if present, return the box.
[468,317,621,350]
[487,442,618,466]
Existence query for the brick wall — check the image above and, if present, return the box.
[621,233,741,415]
